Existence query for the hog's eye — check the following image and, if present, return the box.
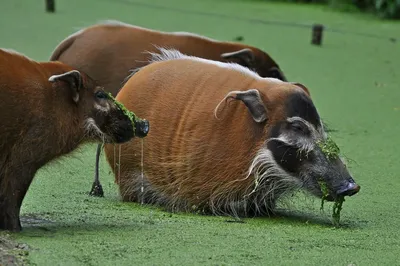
[95,91,107,99]
[290,121,310,135]
[270,70,279,77]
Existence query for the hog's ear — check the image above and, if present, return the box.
[221,48,255,69]
[291,82,311,96]
[223,89,267,123]
[49,70,82,103]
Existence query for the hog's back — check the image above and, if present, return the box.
[109,59,266,204]
[0,51,47,147]
[53,25,236,95]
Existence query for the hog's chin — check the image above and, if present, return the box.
[304,185,335,202]
[95,132,123,144]
[323,194,335,201]
[111,130,135,144]
[101,136,114,144]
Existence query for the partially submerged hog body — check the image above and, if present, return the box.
[0,48,143,232]
[105,49,360,217]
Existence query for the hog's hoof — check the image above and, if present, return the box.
[89,182,104,197]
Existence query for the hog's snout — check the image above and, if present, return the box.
[336,179,360,197]
[135,119,150,138]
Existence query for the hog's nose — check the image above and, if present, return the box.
[336,180,360,197]
[135,119,150,138]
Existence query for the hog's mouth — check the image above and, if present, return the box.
[336,180,360,197]
[317,178,360,202]
[106,92,149,142]
[323,194,335,202]
[101,118,149,145]
[112,128,135,144]
[316,178,360,226]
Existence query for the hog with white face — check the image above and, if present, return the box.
[104,48,360,218]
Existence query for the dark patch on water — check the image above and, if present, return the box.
[20,214,53,227]
[270,209,366,229]
[19,213,56,235]
[225,219,246,224]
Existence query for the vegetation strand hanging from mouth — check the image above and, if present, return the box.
[318,177,345,227]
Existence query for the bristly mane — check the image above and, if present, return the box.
[122,47,282,88]
[147,47,262,78]
[146,46,189,63]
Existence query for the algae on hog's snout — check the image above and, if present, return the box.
[317,136,345,226]
[107,92,138,131]
[317,136,340,160]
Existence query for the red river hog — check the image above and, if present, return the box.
[103,49,360,218]
[50,20,287,95]
[0,48,147,232]
[49,20,288,197]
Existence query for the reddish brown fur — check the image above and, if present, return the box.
[104,54,306,216]
[50,21,286,96]
[0,49,133,231]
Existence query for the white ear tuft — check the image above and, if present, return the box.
[48,70,81,83]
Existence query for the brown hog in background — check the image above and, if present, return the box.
[104,48,360,217]
[50,20,287,94]
[49,20,287,197]
[0,48,142,232]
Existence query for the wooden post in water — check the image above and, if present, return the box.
[46,0,55,13]
[311,24,324,46]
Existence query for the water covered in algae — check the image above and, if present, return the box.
[2,0,400,264]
